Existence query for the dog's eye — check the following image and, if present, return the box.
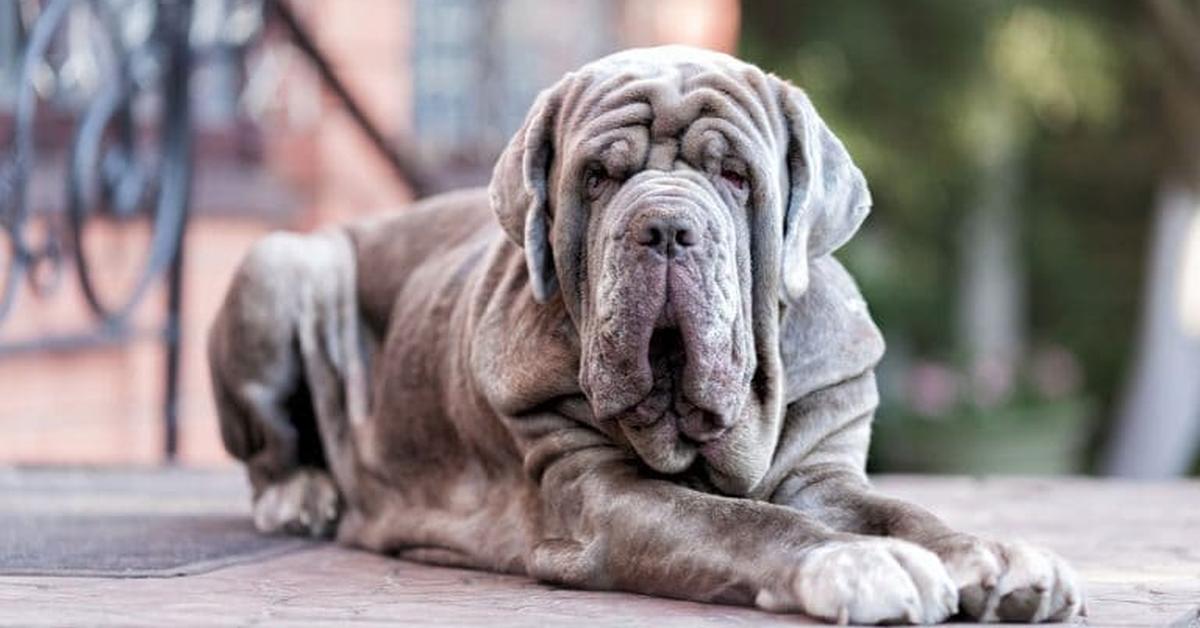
[585,168,612,197]
[720,169,747,191]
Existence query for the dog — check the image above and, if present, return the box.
[209,46,1082,624]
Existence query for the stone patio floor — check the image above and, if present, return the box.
[0,468,1197,626]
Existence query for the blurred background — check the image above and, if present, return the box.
[1,0,1197,477]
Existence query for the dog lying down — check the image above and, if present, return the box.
[209,46,1082,624]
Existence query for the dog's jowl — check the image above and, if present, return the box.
[209,46,1082,625]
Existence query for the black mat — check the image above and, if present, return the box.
[0,467,313,578]
[0,512,311,577]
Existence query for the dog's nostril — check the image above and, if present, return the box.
[636,218,696,254]
[637,223,665,248]
[675,227,696,248]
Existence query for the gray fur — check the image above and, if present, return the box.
[209,46,1082,624]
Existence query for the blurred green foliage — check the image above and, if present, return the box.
[740,1,1165,454]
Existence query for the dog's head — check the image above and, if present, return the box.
[489,46,870,494]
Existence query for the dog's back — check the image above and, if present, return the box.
[346,189,499,338]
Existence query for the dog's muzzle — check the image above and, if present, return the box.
[581,173,753,473]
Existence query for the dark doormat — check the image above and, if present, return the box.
[0,466,315,578]
[0,512,313,577]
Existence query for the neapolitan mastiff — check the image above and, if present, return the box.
[209,47,1082,624]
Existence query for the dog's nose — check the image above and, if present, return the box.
[635,216,697,257]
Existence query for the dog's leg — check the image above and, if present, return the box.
[766,372,1083,623]
[770,393,1083,627]
[209,232,346,538]
[777,467,1083,623]
[521,422,958,625]
[251,467,340,538]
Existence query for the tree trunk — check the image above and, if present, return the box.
[958,159,1025,377]
[1103,0,1200,477]
[958,97,1026,399]
[1104,181,1200,477]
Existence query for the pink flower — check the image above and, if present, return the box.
[907,361,960,417]
[1030,345,1083,399]
[971,357,1015,408]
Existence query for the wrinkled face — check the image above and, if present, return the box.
[490,46,870,494]
[569,117,760,475]
[553,51,781,479]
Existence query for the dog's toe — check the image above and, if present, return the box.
[938,536,1083,623]
[757,538,956,625]
[252,469,341,538]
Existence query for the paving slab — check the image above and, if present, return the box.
[0,468,1196,626]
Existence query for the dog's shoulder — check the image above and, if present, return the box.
[779,255,885,402]
[342,188,579,417]
[467,252,582,418]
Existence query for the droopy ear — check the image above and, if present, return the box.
[775,78,872,302]
[488,84,563,303]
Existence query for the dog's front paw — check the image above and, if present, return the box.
[756,538,958,625]
[936,535,1082,622]
[252,469,341,538]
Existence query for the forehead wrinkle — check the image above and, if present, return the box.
[595,75,675,110]
[592,73,774,159]
[591,72,696,137]
[570,127,648,175]
[682,116,759,172]
[677,88,763,147]
[577,102,653,143]
[567,57,786,176]
[686,71,773,146]
[561,71,638,144]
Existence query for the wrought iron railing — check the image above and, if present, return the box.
[0,0,195,459]
[0,0,435,460]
